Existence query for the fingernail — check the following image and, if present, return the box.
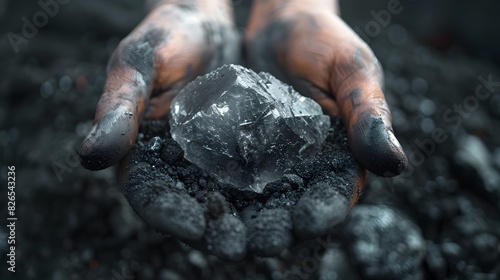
[385,128,408,175]
[349,112,408,177]
[78,106,138,170]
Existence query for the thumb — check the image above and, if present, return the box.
[79,39,155,170]
[330,45,407,177]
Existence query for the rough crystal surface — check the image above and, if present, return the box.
[169,64,330,192]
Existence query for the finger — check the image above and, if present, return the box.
[123,168,206,240]
[246,10,408,176]
[330,39,408,177]
[245,3,349,118]
[292,150,366,239]
[203,215,247,261]
[246,208,294,257]
[187,192,247,261]
[290,79,342,117]
[142,0,239,120]
[78,36,157,170]
[78,0,238,170]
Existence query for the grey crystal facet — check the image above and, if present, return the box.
[169,64,330,193]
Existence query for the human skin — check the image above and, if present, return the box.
[78,0,407,208]
[245,0,407,179]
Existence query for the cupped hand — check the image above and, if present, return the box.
[79,0,409,261]
[78,0,239,170]
[245,0,407,178]
[243,0,408,236]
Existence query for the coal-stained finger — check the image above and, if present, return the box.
[78,30,160,170]
[292,150,366,239]
[187,192,247,261]
[246,208,294,257]
[124,171,206,240]
[330,42,407,177]
[79,1,240,170]
[247,10,408,177]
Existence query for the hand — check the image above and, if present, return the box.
[243,0,408,233]
[123,117,366,260]
[80,0,408,261]
[78,0,239,170]
[245,0,407,177]
[121,2,375,254]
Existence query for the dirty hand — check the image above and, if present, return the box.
[79,0,408,261]
[245,1,408,178]
[78,0,239,170]
[124,0,406,261]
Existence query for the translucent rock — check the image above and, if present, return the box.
[169,64,330,193]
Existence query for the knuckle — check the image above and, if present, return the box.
[332,43,383,91]
[108,27,168,76]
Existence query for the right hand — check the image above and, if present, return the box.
[78,0,239,171]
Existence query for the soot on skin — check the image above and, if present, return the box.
[124,116,360,258]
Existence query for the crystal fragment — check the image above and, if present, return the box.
[169,64,330,192]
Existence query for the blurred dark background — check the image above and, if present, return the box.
[1,0,500,279]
